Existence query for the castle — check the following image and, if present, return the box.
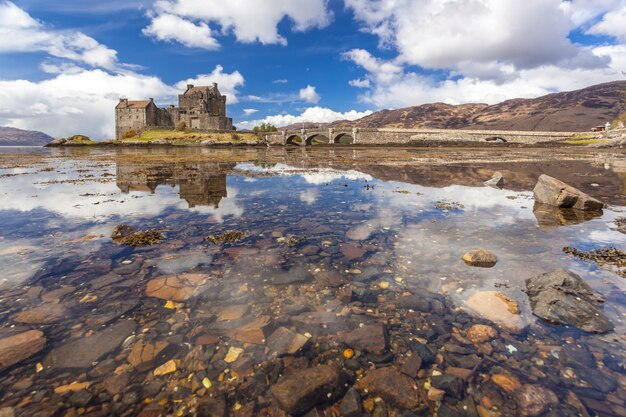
[115,83,233,139]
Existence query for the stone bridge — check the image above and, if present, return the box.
[261,127,587,146]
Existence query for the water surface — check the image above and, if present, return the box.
[0,146,624,416]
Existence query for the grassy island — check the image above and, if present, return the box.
[117,129,262,145]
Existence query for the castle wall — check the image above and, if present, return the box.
[116,108,147,139]
[115,85,232,138]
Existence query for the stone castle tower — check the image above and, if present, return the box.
[115,83,233,139]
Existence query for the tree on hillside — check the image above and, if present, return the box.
[253,123,278,132]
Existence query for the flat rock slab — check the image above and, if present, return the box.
[146,273,210,301]
[515,384,558,417]
[358,367,420,409]
[0,330,46,372]
[217,304,249,321]
[463,248,497,268]
[464,291,526,334]
[340,244,367,260]
[270,365,346,414]
[533,174,604,211]
[314,271,348,288]
[13,303,66,324]
[127,341,177,371]
[340,322,388,354]
[525,269,613,333]
[44,320,136,370]
[266,326,309,356]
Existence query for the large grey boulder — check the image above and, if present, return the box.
[533,174,604,211]
[525,269,613,333]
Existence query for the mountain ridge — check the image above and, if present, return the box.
[282,81,626,132]
[0,127,54,146]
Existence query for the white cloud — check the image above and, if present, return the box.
[237,107,373,129]
[341,0,626,108]
[344,0,605,73]
[344,45,626,109]
[243,108,258,116]
[299,84,320,104]
[587,4,626,41]
[272,79,288,84]
[142,12,220,50]
[0,1,124,70]
[349,78,370,88]
[145,0,331,47]
[175,65,244,104]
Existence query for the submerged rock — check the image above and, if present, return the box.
[533,174,604,211]
[270,365,346,414]
[0,330,46,372]
[127,341,177,371]
[145,273,211,301]
[464,291,526,334]
[266,326,309,356]
[515,384,558,417]
[13,303,65,324]
[466,324,498,344]
[358,367,420,409]
[525,269,613,333]
[44,320,136,369]
[462,248,497,267]
[340,323,388,354]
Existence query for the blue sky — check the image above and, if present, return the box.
[0,0,625,139]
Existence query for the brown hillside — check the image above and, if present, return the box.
[326,81,626,132]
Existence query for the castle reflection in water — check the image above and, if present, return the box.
[116,161,235,208]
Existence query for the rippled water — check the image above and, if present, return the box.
[0,146,624,417]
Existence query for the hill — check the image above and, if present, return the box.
[0,127,54,146]
[326,81,626,132]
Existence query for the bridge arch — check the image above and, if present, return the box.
[306,134,330,146]
[285,135,303,146]
[333,133,354,144]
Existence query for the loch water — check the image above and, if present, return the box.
[0,146,624,417]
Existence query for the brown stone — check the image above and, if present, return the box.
[340,244,367,260]
[464,291,527,334]
[266,327,309,356]
[314,271,348,288]
[13,303,66,324]
[0,330,46,372]
[427,387,445,402]
[466,324,498,344]
[54,381,90,395]
[463,249,497,267]
[515,384,558,417]
[491,374,522,394]
[103,372,129,395]
[270,365,346,414]
[145,273,210,301]
[127,341,176,371]
[533,174,604,211]
[226,316,269,344]
[44,320,136,370]
[41,286,76,302]
[217,304,249,321]
[340,323,387,354]
[358,367,419,409]
[400,354,422,377]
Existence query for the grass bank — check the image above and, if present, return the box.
[118,129,262,145]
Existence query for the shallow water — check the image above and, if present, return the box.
[0,146,624,417]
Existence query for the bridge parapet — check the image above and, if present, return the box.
[260,128,590,146]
